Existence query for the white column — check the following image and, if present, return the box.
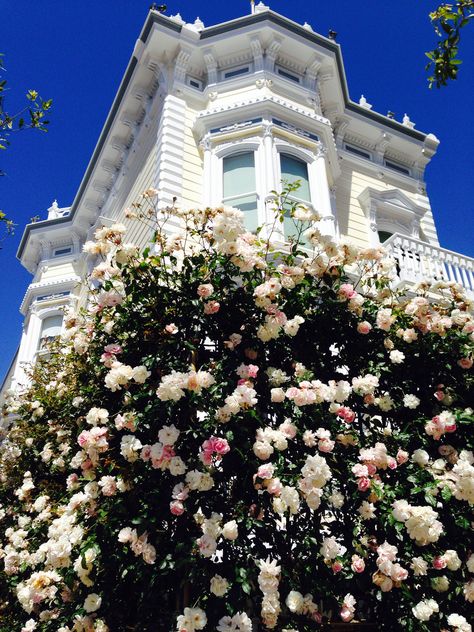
[13,309,42,388]
[312,144,336,238]
[200,137,212,207]
[262,124,275,197]
[262,124,280,240]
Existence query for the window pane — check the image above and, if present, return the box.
[41,315,63,338]
[280,154,311,201]
[223,153,256,198]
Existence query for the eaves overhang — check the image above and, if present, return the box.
[17,11,183,262]
[200,10,430,142]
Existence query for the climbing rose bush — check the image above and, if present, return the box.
[0,189,473,632]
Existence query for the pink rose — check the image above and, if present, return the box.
[247,364,259,378]
[352,464,369,478]
[357,321,372,334]
[170,501,185,516]
[78,430,89,447]
[141,445,152,461]
[340,607,354,622]
[339,283,357,300]
[104,343,122,355]
[396,449,409,464]
[351,557,366,573]
[203,300,220,315]
[332,561,343,573]
[358,477,371,492]
[366,463,377,476]
[387,457,398,470]
[458,357,473,369]
[164,323,179,334]
[197,283,214,298]
[213,437,230,455]
[319,438,335,453]
[433,556,447,570]
[257,464,274,479]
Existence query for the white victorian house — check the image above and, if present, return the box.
[2,2,473,400]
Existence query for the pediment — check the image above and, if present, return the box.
[358,187,426,220]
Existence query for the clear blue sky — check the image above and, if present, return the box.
[1,0,473,382]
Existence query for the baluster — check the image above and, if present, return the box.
[435,249,447,281]
[444,255,455,283]
[466,268,474,292]
[459,265,471,291]
[452,257,463,286]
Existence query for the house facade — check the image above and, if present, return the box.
[2,2,473,399]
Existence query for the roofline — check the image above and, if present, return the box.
[201,10,428,141]
[17,214,74,261]
[17,8,429,260]
[17,12,181,261]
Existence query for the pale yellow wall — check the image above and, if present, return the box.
[114,131,159,252]
[337,160,439,247]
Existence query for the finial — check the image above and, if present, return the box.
[250,0,255,14]
[402,113,415,128]
[359,95,372,110]
[328,29,337,40]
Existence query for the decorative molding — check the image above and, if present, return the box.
[358,187,427,245]
[250,37,264,72]
[196,94,331,127]
[20,276,82,316]
[174,48,192,83]
[203,49,218,84]
[265,38,282,71]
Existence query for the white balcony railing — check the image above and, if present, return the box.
[383,233,474,297]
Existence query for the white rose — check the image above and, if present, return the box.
[210,574,229,597]
[271,388,285,403]
[286,590,304,613]
[412,449,430,466]
[84,593,102,613]
[222,520,238,541]
[432,576,450,592]
[253,441,274,460]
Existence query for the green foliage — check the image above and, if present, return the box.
[0,188,472,631]
[426,1,474,87]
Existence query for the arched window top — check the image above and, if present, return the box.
[274,141,315,165]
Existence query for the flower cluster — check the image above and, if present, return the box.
[0,189,472,631]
